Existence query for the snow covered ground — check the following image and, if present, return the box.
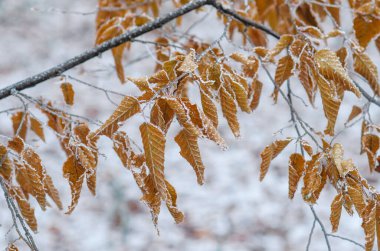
[0,0,379,250]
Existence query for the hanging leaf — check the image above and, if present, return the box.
[60,82,75,105]
[354,13,380,48]
[353,49,380,96]
[259,138,292,181]
[250,79,263,111]
[346,105,362,123]
[30,117,45,142]
[362,200,376,251]
[9,186,37,232]
[330,193,343,232]
[315,49,360,97]
[288,153,305,199]
[362,134,380,172]
[220,86,240,137]
[140,123,167,200]
[63,155,85,214]
[175,130,205,185]
[273,55,294,102]
[91,96,140,139]
[11,112,28,140]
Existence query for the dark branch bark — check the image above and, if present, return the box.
[0,0,279,100]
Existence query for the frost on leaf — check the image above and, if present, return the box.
[330,193,343,232]
[63,155,86,214]
[362,200,376,251]
[354,12,380,48]
[315,49,360,97]
[273,55,294,102]
[219,86,240,137]
[353,49,380,96]
[288,153,305,199]
[9,186,38,232]
[91,96,140,139]
[178,50,197,73]
[11,112,28,140]
[140,122,167,201]
[362,134,380,172]
[175,130,205,185]
[259,138,292,181]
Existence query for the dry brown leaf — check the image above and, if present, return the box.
[63,155,85,214]
[11,112,28,140]
[0,145,12,182]
[316,74,342,136]
[288,153,305,199]
[273,55,294,102]
[140,123,167,200]
[353,49,380,96]
[301,140,313,156]
[30,117,45,142]
[22,148,47,210]
[259,138,292,181]
[346,105,362,123]
[347,179,366,216]
[362,199,376,251]
[354,14,380,48]
[250,79,263,111]
[332,143,344,176]
[220,86,240,137]
[200,84,218,127]
[7,244,18,251]
[91,96,140,139]
[60,82,75,105]
[362,134,380,172]
[330,193,343,232]
[10,186,37,232]
[315,49,360,97]
[44,174,62,210]
[175,130,205,185]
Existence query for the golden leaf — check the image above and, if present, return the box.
[347,178,366,216]
[302,155,322,203]
[267,34,294,60]
[346,105,362,123]
[44,174,62,210]
[330,193,343,232]
[354,13,380,48]
[22,148,47,210]
[315,49,360,97]
[60,82,75,105]
[298,51,317,104]
[150,98,175,133]
[112,45,126,83]
[336,47,348,68]
[226,74,250,113]
[163,97,202,136]
[174,130,205,185]
[0,145,12,182]
[8,136,24,154]
[259,138,292,181]
[362,134,380,172]
[353,49,380,96]
[300,140,313,156]
[11,112,28,140]
[220,86,240,137]
[362,199,376,251]
[273,55,294,102]
[250,79,263,111]
[200,83,218,127]
[91,96,140,139]
[165,179,184,224]
[288,153,305,199]
[315,74,342,136]
[112,131,134,168]
[140,122,167,200]
[10,186,37,232]
[63,155,85,214]
[30,117,45,142]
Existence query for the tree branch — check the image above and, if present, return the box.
[0,0,279,100]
